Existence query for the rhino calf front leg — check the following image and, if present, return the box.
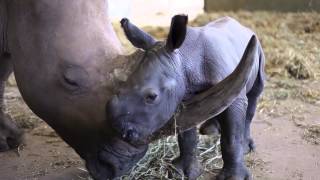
[0,54,23,152]
[217,97,251,180]
[172,127,202,180]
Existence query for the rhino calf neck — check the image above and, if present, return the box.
[108,15,265,179]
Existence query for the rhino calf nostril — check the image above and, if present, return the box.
[122,133,127,139]
[127,130,134,139]
[126,130,139,142]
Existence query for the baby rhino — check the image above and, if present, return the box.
[107,15,265,180]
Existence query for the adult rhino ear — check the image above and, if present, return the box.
[120,18,157,50]
[165,15,188,52]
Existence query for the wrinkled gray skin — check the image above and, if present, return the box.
[108,15,265,179]
[0,1,151,179]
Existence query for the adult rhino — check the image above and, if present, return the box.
[107,15,265,179]
[0,0,145,179]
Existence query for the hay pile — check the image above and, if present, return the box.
[120,136,221,180]
[304,124,320,145]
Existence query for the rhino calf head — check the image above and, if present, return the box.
[107,16,189,145]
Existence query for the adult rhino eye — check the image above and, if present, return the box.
[63,74,79,87]
[61,65,90,93]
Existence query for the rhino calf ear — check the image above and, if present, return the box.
[165,15,188,52]
[120,18,157,50]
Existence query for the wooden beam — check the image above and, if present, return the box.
[204,0,320,12]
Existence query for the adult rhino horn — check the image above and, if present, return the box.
[176,35,258,131]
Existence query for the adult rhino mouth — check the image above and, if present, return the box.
[85,138,148,180]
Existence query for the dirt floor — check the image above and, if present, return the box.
[0,11,319,180]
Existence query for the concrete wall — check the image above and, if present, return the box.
[204,0,320,12]
[108,0,203,26]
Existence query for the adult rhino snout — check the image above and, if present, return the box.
[86,138,148,179]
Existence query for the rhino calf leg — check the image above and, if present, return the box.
[217,98,252,180]
[172,127,202,180]
[0,53,23,152]
[243,95,258,154]
[244,70,264,154]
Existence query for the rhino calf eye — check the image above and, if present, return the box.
[144,93,158,104]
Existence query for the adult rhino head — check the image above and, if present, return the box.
[4,0,147,179]
[107,15,257,145]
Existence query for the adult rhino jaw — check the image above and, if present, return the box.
[84,137,148,180]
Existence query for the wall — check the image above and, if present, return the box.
[204,0,320,12]
[108,0,203,26]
